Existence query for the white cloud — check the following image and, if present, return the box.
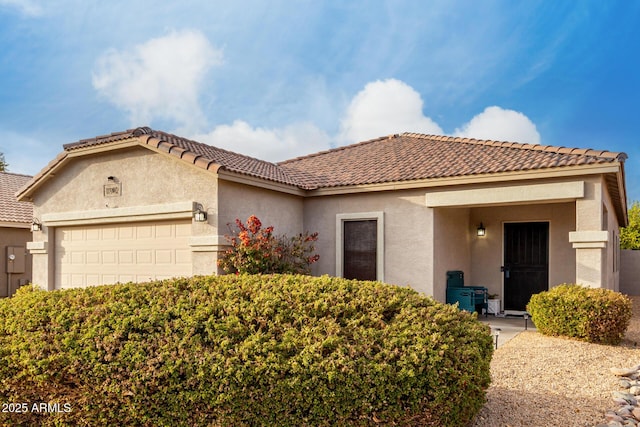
[454,106,541,144]
[192,120,331,162]
[190,81,542,163]
[92,29,223,132]
[0,0,42,16]
[339,79,443,143]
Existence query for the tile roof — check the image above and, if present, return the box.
[278,133,627,189]
[59,127,627,191]
[62,127,301,187]
[0,172,33,224]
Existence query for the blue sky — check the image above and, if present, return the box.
[1,1,639,201]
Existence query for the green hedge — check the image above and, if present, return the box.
[0,274,493,426]
[527,284,632,345]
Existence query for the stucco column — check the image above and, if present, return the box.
[26,228,51,289]
[569,232,607,288]
[570,179,608,288]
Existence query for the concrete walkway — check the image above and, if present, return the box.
[479,315,537,349]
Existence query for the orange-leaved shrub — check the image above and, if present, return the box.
[0,274,492,427]
[217,215,320,274]
[527,284,632,345]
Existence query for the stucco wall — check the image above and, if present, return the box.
[433,207,471,302]
[217,180,304,240]
[30,146,219,288]
[469,202,576,301]
[0,227,33,297]
[303,189,433,296]
[601,175,622,291]
[573,176,607,288]
[620,250,640,295]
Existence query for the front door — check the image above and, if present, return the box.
[503,222,549,312]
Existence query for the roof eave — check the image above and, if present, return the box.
[217,169,307,196]
[305,162,625,197]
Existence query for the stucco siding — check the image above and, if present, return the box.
[469,202,576,301]
[0,227,33,296]
[433,208,471,302]
[620,250,640,295]
[600,175,622,290]
[217,180,304,240]
[30,146,219,288]
[304,189,433,295]
[572,176,612,288]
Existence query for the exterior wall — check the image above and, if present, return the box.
[601,176,622,291]
[303,189,434,296]
[217,180,304,239]
[433,208,471,302]
[469,202,576,304]
[572,176,613,288]
[29,146,219,289]
[620,250,640,295]
[0,226,33,296]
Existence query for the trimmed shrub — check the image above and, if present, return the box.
[0,274,493,426]
[527,284,632,345]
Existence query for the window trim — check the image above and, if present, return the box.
[336,212,384,281]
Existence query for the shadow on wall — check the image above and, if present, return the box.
[621,250,640,295]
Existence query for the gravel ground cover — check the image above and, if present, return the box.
[471,296,640,427]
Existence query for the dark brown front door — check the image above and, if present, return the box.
[343,220,377,281]
[503,222,549,311]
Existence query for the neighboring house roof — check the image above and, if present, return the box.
[17,127,628,222]
[0,171,33,225]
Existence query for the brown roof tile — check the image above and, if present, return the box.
[278,133,627,189]
[50,128,629,192]
[0,172,33,224]
[62,128,301,187]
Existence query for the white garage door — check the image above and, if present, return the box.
[55,220,192,289]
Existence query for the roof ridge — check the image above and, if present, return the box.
[400,132,626,161]
[279,134,399,165]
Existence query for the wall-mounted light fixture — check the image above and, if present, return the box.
[31,218,42,232]
[476,222,486,237]
[193,207,207,222]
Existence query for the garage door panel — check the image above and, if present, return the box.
[71,251,85,264]
[137,250,153,264]
[86,251,100,264]
[119,250,134,264]
[86,229,100,240]
[155,250,172,264]
[55,220,192,289]
[137,225,153,239]
[102,227,117,239]
[119,226,135,239]
[102,274,116,284]
[155,224,172,238]
[102,251,117,264]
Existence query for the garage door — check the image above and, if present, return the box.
[55,220,192,289]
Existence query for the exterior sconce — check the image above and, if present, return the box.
[476,222,486,237]
[31,218,42,232]
[193,207,207,222]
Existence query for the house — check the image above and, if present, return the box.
[0,171,33,297]
[16,127,628,312]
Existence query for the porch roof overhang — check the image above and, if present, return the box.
[422,161,627,226]
[425,181,585,208]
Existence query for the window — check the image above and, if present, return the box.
[336,212,384,281]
